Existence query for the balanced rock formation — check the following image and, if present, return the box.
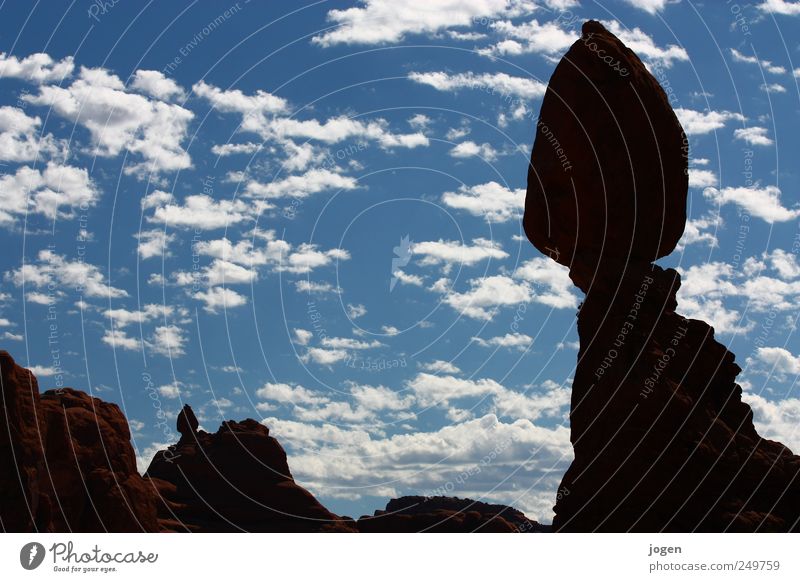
[145,408,356,532]
[525,20,687,292]
[525,22,800,531]
[0,351,159,532]
[358,496,548,533]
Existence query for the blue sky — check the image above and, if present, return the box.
[1,0,799,522]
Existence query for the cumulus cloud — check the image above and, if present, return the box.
[441,275,531,320]
[245,168,359,199]
[0,52,74,82]
[729,49,786,74]
[757,0,800,16]
[148,194,254,230]
[0,162,98,226]
[514,257,579,309]
[412,238,508,271]
[733,127,774,146]
[479,18,575,58]
[602,21,689,67]
[311,0,537,47]
[449,140,499,161]
[23,65,194,176]
[472,332,532,351]
[703,185,799,223]
[0,106,64,163]
[8,249,127,298]
[409,71,546,99]
[675,108,744,135]
[441,181,525,223]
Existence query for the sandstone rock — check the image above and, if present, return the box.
[0,351,159,532]
[358,496,547,532]
[145,414,356,532]
[524,20,687,291]
[523,22,800,531]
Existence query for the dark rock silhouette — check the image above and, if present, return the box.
[358,496,548,532]
[525,20,687,292]
[145,408,356,532]
[0,350,158,532]
[525,22,800,531]
[2,355,542,531]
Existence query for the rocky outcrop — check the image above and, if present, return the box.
[0,350,159,532]
[524,20,687,292]
[2,355,541,532]
[525,22,800,531]
[358,496,548,532]
[145,409,356,532]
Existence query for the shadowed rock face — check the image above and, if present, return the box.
[524,20,687,292]
[0,351,158,532]
[525,22,800,532]
[2,352,541,532]
[145,413,356,532]
[357,496,548,533]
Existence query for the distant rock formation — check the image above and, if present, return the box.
[525,22,800,531]
[358,496,548,532]
[145,409,356,532]
[0,351,158,532]
[1,353,542,531]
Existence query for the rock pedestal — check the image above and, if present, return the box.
[525,22,800,531]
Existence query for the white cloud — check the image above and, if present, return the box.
[211,142,262,156]
[392,269,424,287]
[442,275,531,320]
[293,329,313,346]
[514,257,578,309]
[472,332,532,350]
[0,52,74,82]
[193,79,288,119]
[157,383,183,399]
[265,115,428,149]
[150,324,187,356]
[688,168,717,188]
[245,168,359,199]
[413,238,508,270]
[733,126,774,146]
[295,280,341,294]
[311,0,537,46]
[131,70,185,100]
[479,18,575,58]
[757,0,800,16]
[704,185,799,223]
[729,49,786,74]
[301,347,349,365]
[267,412,570,521]
[0,106,64,163]
[742,391,800,453]
[676,212,721,251]
[674,108,744,135]
[441,181,525,223]
[761,82,787,93]
[29,365,60,377]
[602,21,689,68]
[0,162,98,226]
[8,249,127,298]
[765,249,800,279]
[421,360,462,374]
[135,229,175,260]
[409,71,546,99]
[256,382,330,406]
[449,140,499,161]
[149,194,254,230]
[753,346,800,376]
[346,303,367,319]
[193,286,248,313]
[407,113,431,129]
[24,66,193,176]
[621,0,672,14]
[320,336,383,350]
